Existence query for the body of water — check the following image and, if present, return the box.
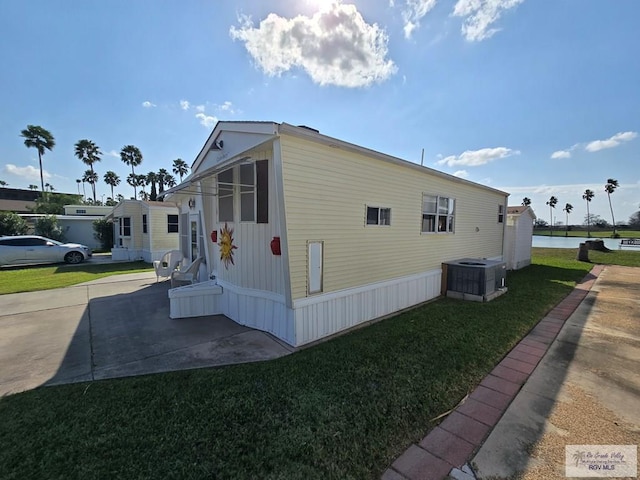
[532,236,624,250]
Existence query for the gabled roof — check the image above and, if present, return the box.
[166,120,510,199]
[507,205,536,219]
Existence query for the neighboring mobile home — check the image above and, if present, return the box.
[108,200,180,262]
[504,205,536,270]
[164,121,509,347]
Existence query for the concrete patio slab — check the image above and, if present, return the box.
[0,271,292,397]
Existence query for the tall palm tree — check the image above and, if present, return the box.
[604,178,619,237]
[74,139,102,201]
[546,196,558,236]
[583,189,595,238]
[29,184,39,191]
[157,168,169,196]
[103,171,121,200]
[82,170,98,201]
[146,172,158,201]
[45,182,55,192]
[563,203,573,237]
[522,197,531,207]
[172,158,189,181]
[120,145,143,197]
[75,179,81,194]
[0,180,8,187]
[20,125,55,192]
[138,190,150,201]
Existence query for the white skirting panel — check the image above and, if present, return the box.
[168,269,442,348]
[169,281,223,318]
[216,282,295,346]
[292,269,442,346]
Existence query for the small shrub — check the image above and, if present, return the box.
[93,218,113,251]
[0,212,28,236]
[34,215,65,241]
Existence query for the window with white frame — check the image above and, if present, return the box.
[217,169,234,222]
[498,205,504,223]
[167,214,179,233]
[421,194,455,233]
[240,163,255,222]
[366,206,391,226]
[120,217,131,237]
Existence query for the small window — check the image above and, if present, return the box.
[76,209,86,214]
[120,217,131,237]
[240,163,255,222]
[498,205,504,223]
[422,194,455,233]
[366,206,391,226]
[167,214,179,233]
[142,214,148,234]
[218,169,234,222]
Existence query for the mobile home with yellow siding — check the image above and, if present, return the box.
[109,200,179,263]
[165,121,509,347]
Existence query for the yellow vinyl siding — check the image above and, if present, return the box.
[280,134,506,300]
[150,208,179,251]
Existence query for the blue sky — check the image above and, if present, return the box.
[1,0,638,225]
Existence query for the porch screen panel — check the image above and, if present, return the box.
[256,160,269,224]
[180,213,189,260]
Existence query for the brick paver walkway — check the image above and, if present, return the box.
[382,265,604,480]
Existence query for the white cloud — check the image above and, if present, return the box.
[437,147,519,167]
[195,105,205,113]
[180,100,190,110]
[452,0,524,42]
[196,113,218,128]
[229,3,397,88]
[106,150,120,158]
[453,169,469,178]
[550,150,571,159]
[4,164,51,181]
[219,101,234,113]
[585,131,637,152]
[142,101,156,108]
[399,0,438,38]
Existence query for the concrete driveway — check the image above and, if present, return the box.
[0,271,292,397]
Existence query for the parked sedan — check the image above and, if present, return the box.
[0,235,92,266]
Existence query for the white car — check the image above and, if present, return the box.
[0,235,92,266]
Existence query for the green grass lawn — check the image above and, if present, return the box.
[0,261,153,294]
[0,249,638,479]
[534,229,640,238]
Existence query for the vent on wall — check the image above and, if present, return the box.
[443,258,507,302]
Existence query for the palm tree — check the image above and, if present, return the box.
[604,178,619,237]
[563,203,573,237]
[157,168,169,196]
[103,171,121,201]
[583,189,595,238]
[29,184,39,191]
[0,180,8,187]
[146,171,158,201]
[522,197,531,207]
[74,139,102,201]
[82,170,98,200]
[20,125,55,192]
[164,174,177,188]
[138,190,150,201]
[172,158,189,181]
[120,145,143,197]
[45,182,55,192]
[75,179,81,194]
[546,196,558,236]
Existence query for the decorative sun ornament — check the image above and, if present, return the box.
[218,223,237,269]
